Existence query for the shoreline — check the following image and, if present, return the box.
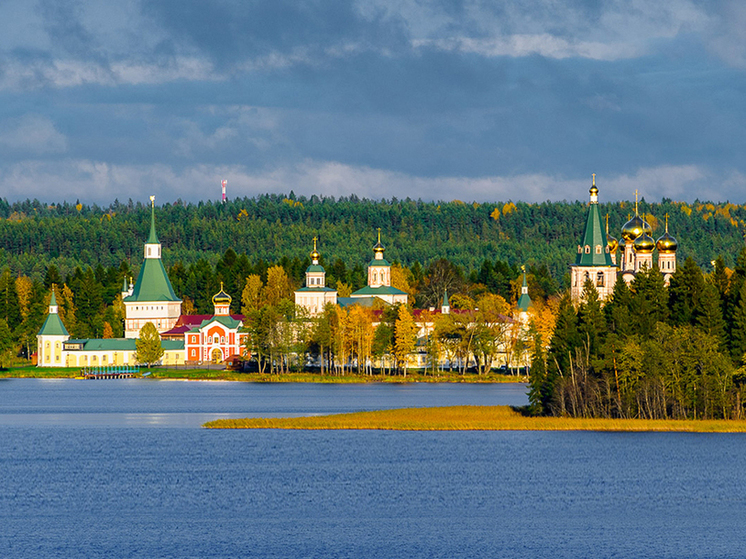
[203,406,746,432]
[0,367,528,384]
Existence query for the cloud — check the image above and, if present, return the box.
[0,115,68,155]
[0,158,740,205]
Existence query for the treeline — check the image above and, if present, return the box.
[0,242,553,363]
[530,253,746,420]
[0,194,745,285]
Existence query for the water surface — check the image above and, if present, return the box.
[1,379,743,558]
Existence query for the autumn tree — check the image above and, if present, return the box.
[135,322,164,367]
[394,305,417,376]
[241,274,264,314]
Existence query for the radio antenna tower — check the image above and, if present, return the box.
[221,179,227,203]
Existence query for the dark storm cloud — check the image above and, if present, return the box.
[142,0,410,68]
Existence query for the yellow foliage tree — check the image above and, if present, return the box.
[336,281,353,298]
[16,276,33,320]
[262,266,293,307]
[348,305,375,374]
[394,305,418,376]
[241,274,264,314]
[391,264,418,301]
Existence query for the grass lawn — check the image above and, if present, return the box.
[203,405,746,432]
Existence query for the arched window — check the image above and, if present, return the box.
[596,245,602,254]
[585,245,591,254]
[577,246,582,253]
[596,272,605,287]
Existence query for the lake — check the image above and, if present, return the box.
[1,379,745,558]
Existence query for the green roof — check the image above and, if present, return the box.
[125,258,180,302]
[351,285,407,297]
[38,312,68,337]
[187,315,243,333]
[306,264,325,273]
[442,289,449,307]
[575,199,614,267]
[368,258,391,267]
[517,293,532,312]
[338,296,380,308]
[66,338,184,351]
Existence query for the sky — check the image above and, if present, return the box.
[0,0,744,205]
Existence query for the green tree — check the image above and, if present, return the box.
[135,322,164,367]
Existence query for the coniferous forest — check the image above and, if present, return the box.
[3,192,746,416]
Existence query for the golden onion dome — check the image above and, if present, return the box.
[621,214,651,241]
[212,282,232,305]
[656,231,678,253]
[309,236,321,261]
[607,233,618,253]
[633,231,655,253]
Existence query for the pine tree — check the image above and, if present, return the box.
[730,281,746,364]
[668,257,705,326]
[629,265,669,336]
[694,282,727,351]
[577,280,606,358]
[528,334,548,415]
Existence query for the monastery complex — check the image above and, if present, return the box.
[37,176,662,369]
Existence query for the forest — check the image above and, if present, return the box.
[1,193,746,387]
[530,254,746,420]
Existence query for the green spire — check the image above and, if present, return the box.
[517,266,532,312]
[147,196,159,244]
[38,290,68,337]
[442,289,449,307]
[575,179,614,267]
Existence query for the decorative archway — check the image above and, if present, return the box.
[211,348,223,363]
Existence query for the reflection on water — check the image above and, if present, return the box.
[0,378,529,427]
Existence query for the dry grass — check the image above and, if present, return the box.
[204,406,746,432]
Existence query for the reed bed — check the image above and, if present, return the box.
[204,406,746,432]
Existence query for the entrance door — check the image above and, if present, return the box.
[211,348,223,363]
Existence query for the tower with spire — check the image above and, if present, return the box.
[123,196,182,338]
[37,289,70,366]
[349,229,408,305]
[294,237,337,315]
[570,175,617,302]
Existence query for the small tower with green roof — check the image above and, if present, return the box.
[37,289,70,367]
[570,175,617,303]
[367,228,391,288]
[294,237,337,315]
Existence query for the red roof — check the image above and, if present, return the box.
[162,314,245,337]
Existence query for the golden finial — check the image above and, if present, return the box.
[149,195,155,207]
[521,264,526,273]
[313,236,317,250]
[592,173,596,186]
[220,281,224,290]
[664,213,669,233]
[605,213,609,234]
[634,190,639,216]
[377,227,381,243]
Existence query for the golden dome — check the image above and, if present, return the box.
[373,227,384,253]
[656,215,677,253]
[633,231,655,253]
[607,233,618,253]
[310,236,320,261]
[212,282,232,305]
[621,214,651,242]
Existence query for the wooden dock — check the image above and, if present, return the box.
[82,366,140,379]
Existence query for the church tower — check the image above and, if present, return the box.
[212,283,232,316]
[294,237,337,315]
[37,289,70,367]
[656,214,678,285]
[367,228,391,288]
[620,191,652,284]
[570,175,617,303]
[123,196,182,338]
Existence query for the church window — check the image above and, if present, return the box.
[596,245,602,254]
[45,342,49,348]
[55,342,60,348]
[585,245,590,254]
[577,246,582,253]
[606,246,610,253]
[596,272,604,287]
[221,336,225,343]
[55,355,59,362]
[584,272,590,283]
